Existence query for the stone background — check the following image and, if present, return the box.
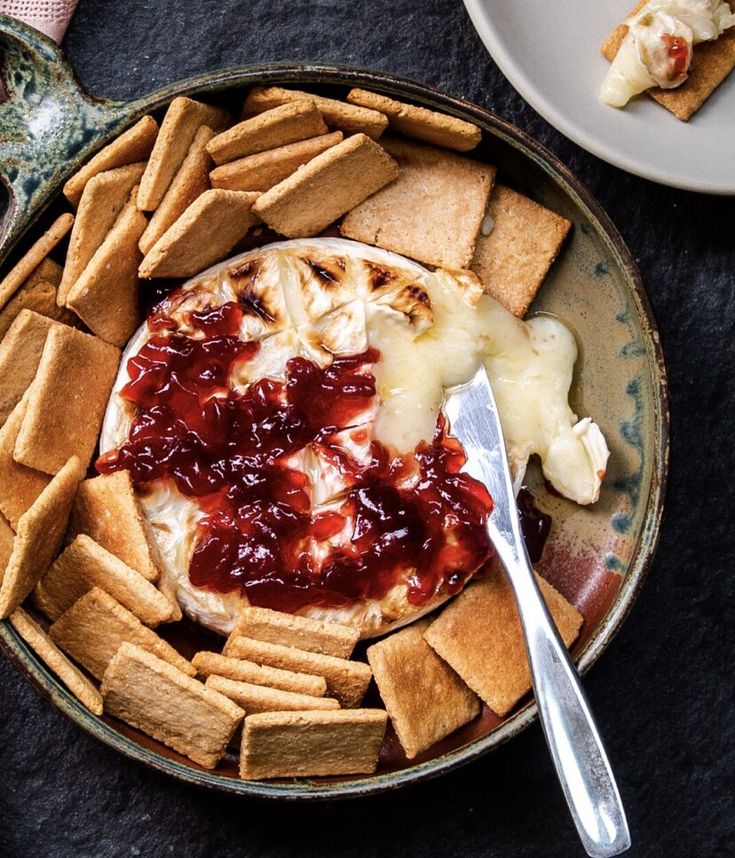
[1,1,733,856]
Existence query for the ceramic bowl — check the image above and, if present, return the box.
[0,14,669,798]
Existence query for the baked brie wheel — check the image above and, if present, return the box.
[100,238,609,638]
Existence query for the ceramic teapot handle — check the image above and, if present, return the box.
[0,14,130,260]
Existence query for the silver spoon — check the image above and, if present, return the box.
[443,365,630,858]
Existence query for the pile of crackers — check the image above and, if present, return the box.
[0,84,582,779]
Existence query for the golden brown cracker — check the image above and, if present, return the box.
[252,133,398,238]
[64,116,158,207]
[225,636,372,708]
[471,185,572,318]
[34,534,175,626]
[139,189,260,279]
[0,513,13,574]
[602,2,735,120]
[347,88,481,151]
[13,324,120,474]
[59,162,145,306]
[0,310,58,426]
[424,571,583,717]
[207,101,328,166]
[0,264,71,341]
[210,131,344,192]
[205,675,340,714]
[102,642,243,768]
[229,606,359,658]
[49,587,194,680]
[137,98,229,211]
[66,188,146,346]
[240,709,388,779]
[139,125,215,255]
[367,620,480,759]
[0,214,74,310]
[192,651,328,697]
[243,86,388,139]
[9,607,103,715]
[341,139,494,269]
[0,456,82,618]
[67,471,162,582]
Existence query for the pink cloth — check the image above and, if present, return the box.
[0,0,79,42]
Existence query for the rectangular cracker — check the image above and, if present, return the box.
[602,1,735,120]
[470,185,572,317]
[206,675,339,714]
[366,620,480,759]
[243,87,388,139]
[0,513,12,574]
[424,571,583,717]
[347,88,481,151]
[192,651,327,697]
[240,709,388,780]
[0,310,57,426]
[66,187,146,346]
[59,162,146,306]
[0,395,51,529]
[139,125,215,255]
[0,214,74,309]
[34,533,174,626]
[64,116,158,207]
[13,324,120,474]
[252,133,398,238]
[67,471,162,582]
[49,587,194,680]
[210,131,344,192]
[228,606,359,658]
[0,258,69,341]
[102,642,243,768]
[341,138,494,269]
[207,101,328,166]
[10,607,103,715]
[225,635,372,708]
[139,189,260,279]
[137,97,229,211]
[0,456,82,618]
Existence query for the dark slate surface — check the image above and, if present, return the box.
[1,1,734,856]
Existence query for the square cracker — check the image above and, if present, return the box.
[0,456,82,618]
[59,162,146,306]
[63,116,158,207]
[252,133,399,238]
[49,586,194,680]
[137,97,229,211]
[0,214,74,309]
[0,258,70,341]
[240,709,388,780]
[0,395,51,529]
[67,470,162,582]
[243,86,388,139]
[602,1,735,121]
[340,139,495,269]
[347,88,481,152]
[102,642,243,768]
[139,189,260,279]
[0,310,58,426]
[139,125,215,255]
[470,185,572,318]
[207,101,328,166]
[192,651,327,698]
[225,636,372,708]
[34,533,174,626]
[210,131,344,193]
[10,608,103,715]
[205,675,339,714]
[228,606,359,658]
[424,571,583,717]
[367,620,480,759]
[13,324,120,474]
[66,187,147,346]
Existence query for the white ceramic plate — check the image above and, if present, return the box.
[464,0,735,194]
